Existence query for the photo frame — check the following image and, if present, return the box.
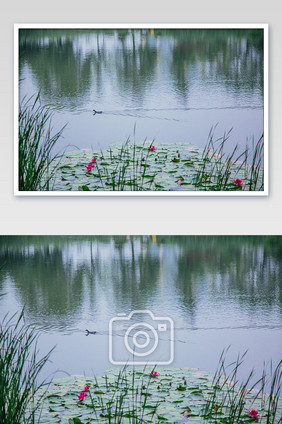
[14,24,268,196]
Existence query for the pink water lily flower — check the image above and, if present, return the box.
[150,145,155,151]
[84,385,90,391]
[86,163,94,171]
[234,178,243,186]
[249,410,260,418]
[91,157,97,163]
[151,371,158,377]
[78,391,86,401]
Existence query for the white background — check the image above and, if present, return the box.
[1,0,281,235]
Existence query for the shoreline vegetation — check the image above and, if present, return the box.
[29,357,282,424]
[44,134,264,193]
[0,305,54,424]
[18,95,67,191]
[1,308,281,424]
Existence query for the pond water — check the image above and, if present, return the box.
[19,28,264,157]
[0,236,281,384]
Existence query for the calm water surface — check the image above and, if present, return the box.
[19,29,264,156]
[0,236,281,382]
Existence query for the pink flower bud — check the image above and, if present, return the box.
[78,391,86,401]
[249,410,260,418]
[86,163,94,171]
[234,178,243,186]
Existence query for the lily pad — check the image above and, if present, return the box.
[43,141,263,192]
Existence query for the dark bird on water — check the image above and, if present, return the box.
[85,329,97,336]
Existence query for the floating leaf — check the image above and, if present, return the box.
[177,385,187,391]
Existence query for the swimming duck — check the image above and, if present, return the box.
[85,329,97,336]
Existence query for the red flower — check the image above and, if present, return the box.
[91,157,97,163]
[84,385,90,391]
[249,410,260,418]
[234,178,243,186]
[86,163,94,171]
[78,391,86,401]
[150,146,155,151]
[151,371,158,377]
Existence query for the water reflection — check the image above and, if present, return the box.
[19,29,263,106]
[0,236,280,377]
[1,236,281,321]
[18,29,264,154]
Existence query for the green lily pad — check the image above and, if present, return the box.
[44,141,264,192]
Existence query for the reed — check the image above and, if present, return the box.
[193,127,264,191]
[202,348,281,424]
[18,93,66,191]
[88,140,156,191]
[246,135,264,191]
[86,366,159,423]
[0,309,53,424]
[262,361,282,424]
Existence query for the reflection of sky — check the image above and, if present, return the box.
[19,30,264,155]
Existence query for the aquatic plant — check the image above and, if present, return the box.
[250,409,260,418]
[234,178,243,186]
[78,392,86,401]
[261,360,282,424]
[202,349,282,424]
[30,353,282,423]
[18,93,66,191]
[82,139,157,191]
[193,127,264,191]
[48,132,264,192]
[0,309,54,424]
[84,366,161,423]
[246,135,264,191]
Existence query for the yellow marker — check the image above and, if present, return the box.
[152,235,157,243]
[150,29,154,36]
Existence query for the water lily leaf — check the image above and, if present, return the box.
[46,394,63,399]
[48,142,264,192]
[177,385,187,391]
[68,418,84,424]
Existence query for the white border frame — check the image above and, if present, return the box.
[14,23,269,196]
